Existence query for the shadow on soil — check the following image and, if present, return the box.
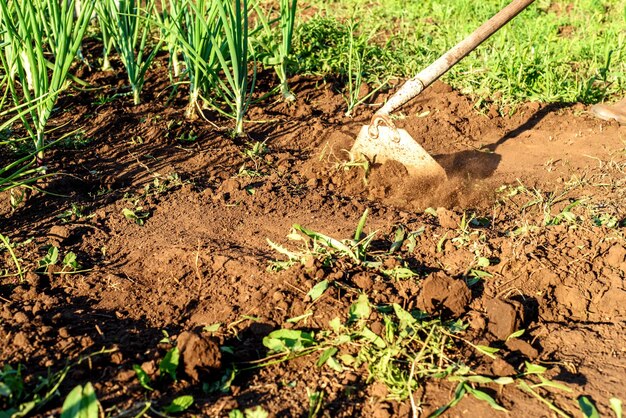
[436,103,573,180]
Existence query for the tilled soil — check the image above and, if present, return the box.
[1,62,625,417]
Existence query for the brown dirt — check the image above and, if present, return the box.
[1,57,625,417]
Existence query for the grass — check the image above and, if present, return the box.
[296,0,626,108]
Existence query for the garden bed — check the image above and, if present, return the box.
[1,54,625,417]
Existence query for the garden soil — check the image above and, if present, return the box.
[1,62,625,417]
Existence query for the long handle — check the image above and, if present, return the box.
[377,0,536,115]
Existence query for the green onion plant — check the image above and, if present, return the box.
[95,0,163,105]
[172,0,223,119]
[155,0,182,79]
[212,0,256,135]
[0,0,95,163]
[255,0,297,101]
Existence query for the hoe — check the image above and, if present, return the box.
[350,0,536,181]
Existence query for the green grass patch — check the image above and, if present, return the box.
[296,0,626,107]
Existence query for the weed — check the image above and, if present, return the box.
[177,131,198,143]
[307,388,324,418]
[0,233,23,280]
[163,395,194,414]
[229,406,269,418]
[268,209,384,271]
[60,383,98,418]
[122,207,150,226]
[0,349,113,417]
[37,246,81,274]
[58,204,92,223]
[254,0,298,101]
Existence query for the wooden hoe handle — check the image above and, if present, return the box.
[378,0,537,116]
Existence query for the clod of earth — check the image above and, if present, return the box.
[417,272,472,317]
[485,298,525,341]
[177,331,222,383]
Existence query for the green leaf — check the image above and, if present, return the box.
[348,294,370,322]
[428,382,466,417]
[262,329,316,353]
[229,410,245,418]
[506,329,525,341]
[293,224,357,260]
[578,396,600,418]
[610,398,623,418]
[524,362,547,375]
[464,384,507,412]
[244,406,269,418]
[389,226,405,253]
[493,377,515,385]
[476,257,490,267]
[316,347,338,367]
[286,312,313,324]
[536,375,573,392]
[474,344,500,358]
[307,279,329,302]
[164,395,194,413]
[0,382,11,397]
[44,246,59,266]
[329,317,343,333]
[133,365,154,391]
[325,356,344,372]
[203,323,221,333]
[339,354,355,365]
[60,383,98,418]
[159,347,180,381]
[359,327,386,349]
[393,304,416,328]
[354,208,369,241]
[448,375,494,384]
[424,207,438,217]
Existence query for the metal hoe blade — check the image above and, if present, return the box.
[351,115,447,182]
[350,0,536,182]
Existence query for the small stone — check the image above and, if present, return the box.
[352,272,374,290]
[417,272,471,317]
[49,225,70,242]
[491,357,516,376]
[25,272,41,288]
[485,299,524,341]
[177,331,222,382]
[505,339,539,359]
[370,321,384,336]
[58,327,70,339]
[13,332,29,348]
[13,311,29,324]
[111,352,124,365]
[606,244,626,265]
